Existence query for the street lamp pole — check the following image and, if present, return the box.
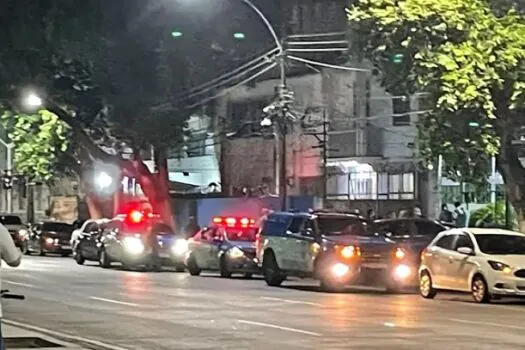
[0,138,14,213]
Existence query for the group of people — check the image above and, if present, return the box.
[439,202,467,227]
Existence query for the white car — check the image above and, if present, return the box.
[419,228,525,303]
[70,219,109,249]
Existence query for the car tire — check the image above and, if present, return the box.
[220,256,232,278]
[262,251,286,287]
[187,254,201,276]
[419,271,437,299]
[175,264,185,273]
[99,249,111,268]
[74,248,85,265]
[472,274,490,303]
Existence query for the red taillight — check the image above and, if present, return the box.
[128,210,144,224]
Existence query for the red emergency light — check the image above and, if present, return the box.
[212,216,255,227]
[126,209,157,224]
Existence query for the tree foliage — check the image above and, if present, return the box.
[1,110,70,180]
[347,0,525,184]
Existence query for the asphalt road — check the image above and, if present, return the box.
[2,256,525,350]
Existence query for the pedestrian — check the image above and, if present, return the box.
[413,205,423,217]
[453,202,467,227]
[0,222,22,350]
[438,204,453,223]
[366,209,376,221]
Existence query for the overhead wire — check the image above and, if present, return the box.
[185,62,278,109]
[287,55,370,73]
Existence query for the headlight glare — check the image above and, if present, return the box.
[228,246,244,258]
[488,260,512,273]
[395,248,406,259]
[18,229,28,237]
[171,239,188,255]
[123,237,145,255]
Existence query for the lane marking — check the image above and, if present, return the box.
[449,318,525,331]
[89,296,139,307]
[4,280,35,288]
[3,319,130,350]
[261,296,322,307]
[237,319,322,337]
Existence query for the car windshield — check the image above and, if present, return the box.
[0,215,22,225]
[152,223,175,236]
[225,228,256,241]
[42,222,73,232]
[475,234,525,255]
[317,217,370,236]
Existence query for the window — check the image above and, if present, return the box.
[288,217,305,234]
[229,99,269,130]
[186,132,207,157]
[415,221,446,237]
[392,97,411,126]
[388,173,415,200]
[435,234,455,250]
[454,234,474,250]
[0,215,22,225]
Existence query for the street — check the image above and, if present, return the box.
[2,256,525,350]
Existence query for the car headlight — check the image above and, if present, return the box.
[331,262,350,278]
[171,239,188,255]
[18,229,28,238]
[45,237,55,244]
[228,246,245,258]
[488,260,512,274]
[336,245,360,259]
[394,247,406,259]
[122,237,145,255]
[393,264,411,279]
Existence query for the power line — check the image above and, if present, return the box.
[287,32,347,39]
[185,62,277,109]
[287,55,370,72]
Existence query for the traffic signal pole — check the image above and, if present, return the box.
[6,145,12,213]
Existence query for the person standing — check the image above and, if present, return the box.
[0,223,22,350]
[438,204,453,223]
[453,201,467,227]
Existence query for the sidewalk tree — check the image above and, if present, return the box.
[347,0,525,230]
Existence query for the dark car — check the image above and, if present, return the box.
[96,211,185,271]
[356,217,448,292]
[27,221,74,256]
[186,216,260,278]
[0,214,29,254]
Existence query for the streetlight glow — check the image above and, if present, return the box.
[233,32,246,39]
[95,171,113,190]
[171,31,183,38]
[25,93,43,108]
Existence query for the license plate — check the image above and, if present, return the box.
[159,252,169,258]
[363,262,388,269]
[61,245,72,249]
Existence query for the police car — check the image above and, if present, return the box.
[185,216,259,278]
[256,210,370,292]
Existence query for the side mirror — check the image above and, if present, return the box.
[457,247,474,255]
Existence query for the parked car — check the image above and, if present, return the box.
[0,214,29,254]
[27,221,74,256]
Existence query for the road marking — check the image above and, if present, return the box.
[89,296,139,307]
[3,319,130,350]
[449,318,525,331]
[237,319,322,337]
[261,296,322,306]
[4,280,35,288]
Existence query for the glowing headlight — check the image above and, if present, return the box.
[331,263,350,278]
[18,229,28,237]
[228,246,245,259]
[171,239,188,255]
[122,237,145,255]
[393,264,411,279]
[341,245,356,259]
[45,237,55,244]
[395,248,406,259]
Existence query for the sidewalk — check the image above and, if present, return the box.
[4,323,87,349]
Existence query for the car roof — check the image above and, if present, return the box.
[270,211,366,220]
[465,228,524,236]
[374,217,441,224]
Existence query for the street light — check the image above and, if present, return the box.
[260,117,272,127]
[95,171,113,190]
[24,93,43,108]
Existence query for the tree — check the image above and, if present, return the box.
[347,0,525,230]
[1,110,70,181]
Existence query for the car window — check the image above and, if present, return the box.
[316,216,369,236]
[0,215,23,225]
[453,233,474,250]
[475,234,525,255]
[202,227,219,241]
[288,217,305,233]
[152,223,174,236]
[42,222,73,232]
[434,234,455,250]
[84,223,97,232]
[415,221,446,237]
[261,214,293,236]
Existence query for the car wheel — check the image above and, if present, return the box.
[74,248,85,265]
[472,274,490,303]
[419,271,437,299]
[174,264,185,273]
[262,251,286,287]
[99,249,111,268]
[220,256,232,278]
[187,254,201,276]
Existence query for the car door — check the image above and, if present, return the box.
[194,227,217,269]
[427,233,456,288]
[281,216,306,271]
[302,219,320,273]
[447,233,477,291]
[81,223,101,260]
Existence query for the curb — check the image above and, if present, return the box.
[3,319,129,350]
